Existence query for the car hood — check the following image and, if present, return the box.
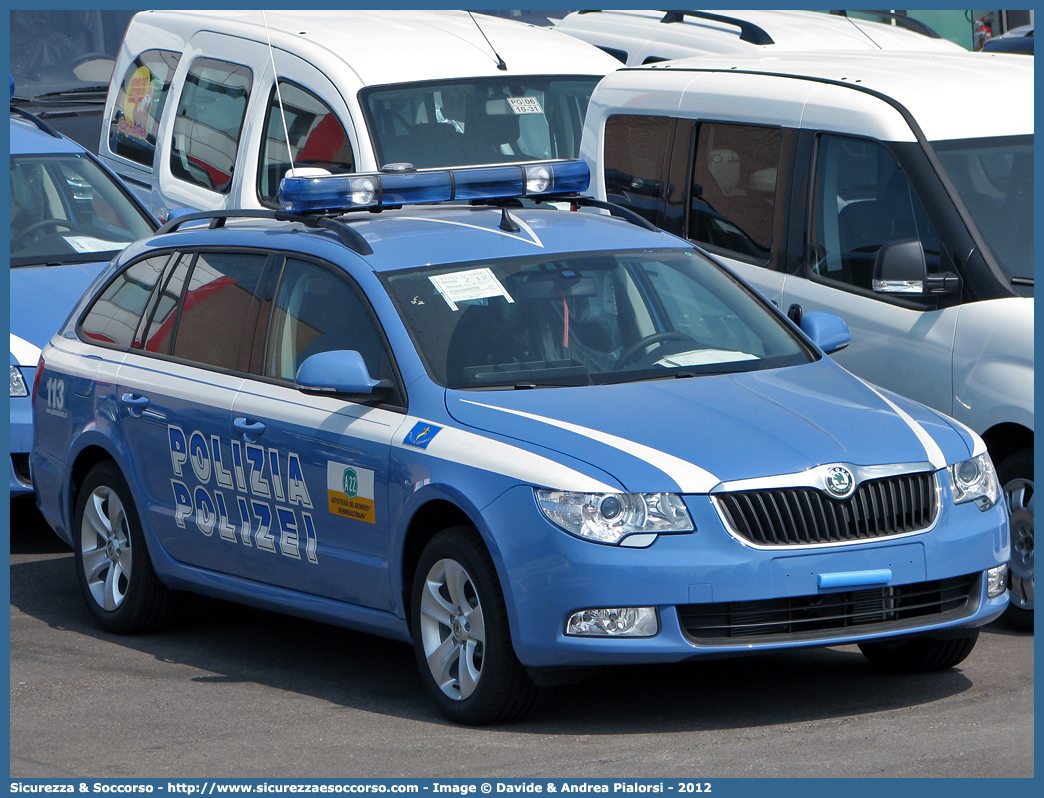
[445,359,973,493]
[9,262,108,365]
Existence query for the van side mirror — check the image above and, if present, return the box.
[800,311,851,355]
[872,239,927,295]
[296,350,381,395]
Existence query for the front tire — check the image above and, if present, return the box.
[73,461,177,634]
[859,630,979,673]
[411,525,539,724]
[998,450,1033,630]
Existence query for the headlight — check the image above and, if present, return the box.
[535,490,694,546]
[10,366,28,398]
[949,453,1000,510]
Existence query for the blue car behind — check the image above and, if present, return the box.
[31,162,1009,724]
[9,106,156,496]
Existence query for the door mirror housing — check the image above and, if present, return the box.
[872,238,927,295]
[296,350,380,395]
[800,311,851,355]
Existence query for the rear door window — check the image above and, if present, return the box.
[108,49,183,168]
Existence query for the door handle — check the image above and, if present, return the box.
[120,393,149,417]
[234,417,266,436]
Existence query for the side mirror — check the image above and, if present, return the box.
[296,350,380,395]
[872,238,927,295]
[800,311,851,355]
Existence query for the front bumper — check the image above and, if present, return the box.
[483,483,1010,668]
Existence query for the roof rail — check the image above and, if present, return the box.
[534,196,662,233]
[657,10,774,45]
[156,209,374,256]
[829,10,942,39]
[9,104,63,138]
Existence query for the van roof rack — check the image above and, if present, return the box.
[829,10,941,38]
[156,209,374,255]
[656,11,774,45]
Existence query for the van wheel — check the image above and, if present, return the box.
[411,525,540,724]
[858,630,979,673]
[998,450,1033,630]
[73,461,177,634]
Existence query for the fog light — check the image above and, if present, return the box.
[566,607,658,637]
[987,565,1008,599]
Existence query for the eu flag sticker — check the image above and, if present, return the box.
[404,422,442,449]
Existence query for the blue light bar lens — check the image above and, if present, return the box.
[278,160,590,214]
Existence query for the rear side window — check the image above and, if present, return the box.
[259,81,355,207]
[170,252,267,370]
[603,114,670,225]
[139,255,191,355]
[170,58,252,193]
[689,123,782,264]
[80,254,171,348]
[108,49,182,168]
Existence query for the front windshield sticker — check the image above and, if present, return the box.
[64,236,128,254]
[429,268,515,311]
[327,462,375,524]
[506,97,544,115]
[656,349,760,367]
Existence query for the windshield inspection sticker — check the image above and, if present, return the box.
[506,96,544,115]
[429,268,514,311]
[64,236,126,254]
[656,349,760,367]
[327,462,375,524]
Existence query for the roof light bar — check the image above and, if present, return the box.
[278,160,590,214]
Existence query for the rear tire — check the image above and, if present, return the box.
[859,630,979,673]
[411,525,540,724]
[998,449,1033,630]
[73,461,177,634]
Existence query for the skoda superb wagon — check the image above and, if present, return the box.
[31,161,1009,723]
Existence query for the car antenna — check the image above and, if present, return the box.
[468,11,508,70]
[263,11,298,175]
[834,11,883,49]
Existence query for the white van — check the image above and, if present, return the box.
[96,10,620,220]
[580,51,1034,626]
[554,9,966,66]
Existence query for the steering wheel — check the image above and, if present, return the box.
[10,219,79,250]
[613,331,698,371]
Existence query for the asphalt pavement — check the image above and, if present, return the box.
[8,497,1034,779]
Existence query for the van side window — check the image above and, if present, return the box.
[689,123,781,264]
[107,49,182,168]
[171,252,267,371]
[259,81,355,207]
[79,254,171,349]
[603,115,671,225]
[264,259,394,396]
[810,135,941,292]
[170,58,252,194]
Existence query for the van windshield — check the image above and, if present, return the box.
[933,135,1033,295]
[382,248,812,389]
[361,76,600,169]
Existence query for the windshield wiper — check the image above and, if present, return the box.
[1012,276,1033,287]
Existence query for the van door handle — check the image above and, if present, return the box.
[234,417,266,436]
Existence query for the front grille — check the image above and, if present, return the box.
[715,471,937,546]
[678,573,978,644]
[11,454,31,487]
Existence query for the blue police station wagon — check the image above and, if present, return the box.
[31,160,1010,724]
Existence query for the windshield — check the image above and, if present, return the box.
[10,152,155,268]
[932,135,1033,294]
[383,248,812,389]
[361,76,600,169]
